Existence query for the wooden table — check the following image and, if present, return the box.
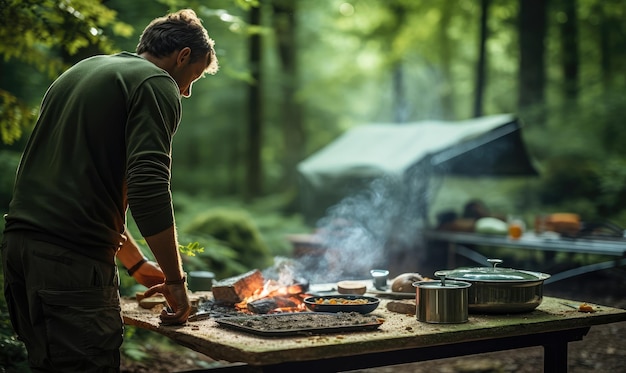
[121,293,626,373]
[423,230,626,283]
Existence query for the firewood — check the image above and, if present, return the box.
[247,298,277,314]
[386,299,416,315]
[212,269,264,305]
[247,296,298,314]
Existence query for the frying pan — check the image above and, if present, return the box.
[303,295,380,314]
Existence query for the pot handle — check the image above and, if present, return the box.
[437,273,448,287]
[487,258,503,270]
[434,270,451,278]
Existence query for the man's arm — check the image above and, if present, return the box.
[143,225,185,281]
[142,225,192,325]
[117,229,165,288]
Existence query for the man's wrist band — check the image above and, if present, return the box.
[127,258,148,276]
[165,276,186,285]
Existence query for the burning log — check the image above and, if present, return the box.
[237,281,310,313]
[247,296,299,314]
[212,269,265,305]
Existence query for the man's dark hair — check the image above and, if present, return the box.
[137,9,218,74]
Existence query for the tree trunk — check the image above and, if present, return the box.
[473,0,490,118]
[592,1,623,154]
[438,0,455,120]
[517,0,548,125]
[558,0,579,102]
[390,3,407,123]
[272,0,305,195]
[595,2,613,93]
[392,63,408,123]
[246,5,263,199]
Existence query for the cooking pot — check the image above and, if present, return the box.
[188,271,215,291]
[412,275,471,324]
[435,259,550,314]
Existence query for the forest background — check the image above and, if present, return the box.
[1,0,626,370]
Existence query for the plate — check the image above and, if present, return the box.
[303,295,380,314]
[366,288,415,299]
[215,312,384,337]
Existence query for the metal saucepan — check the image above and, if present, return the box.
[413,275,471,324]
[435,259,551,314]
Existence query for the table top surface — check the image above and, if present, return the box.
[424,230,626,256]
[121,293,626,367]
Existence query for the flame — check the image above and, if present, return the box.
[235,279,310,313]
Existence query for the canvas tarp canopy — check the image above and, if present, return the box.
[297,114,537,223]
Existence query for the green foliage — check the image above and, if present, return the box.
[0,89,36,145]
[0,0,131,71]
[0,0,133,146]
[120,326,150,362]
[538,155,598,206]
[0,333,28,372]
[179,232,249,280]
[0,266,28,370]
[120,325,216,370]
[183,207,273,277]
[178,241,205,257]
[596,159,626,214]
[529,154,626,222]
[242,194,310,258]
[0,151,20,207]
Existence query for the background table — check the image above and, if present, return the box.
[122,294,626,372]
[423,230,626,283]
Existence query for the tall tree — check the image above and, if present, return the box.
[390,3,408,123]
[437,0,455,120]
[272,0,305,195]
[246,4,263,199]
[594,0,624,94]
[517,0,548,125]
[473,0,490,117]
[596,2,612,93]
[558,0,579,102]
[589,0,626,155]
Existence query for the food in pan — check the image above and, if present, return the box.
[304,295,380,314]
[314,297,369,305]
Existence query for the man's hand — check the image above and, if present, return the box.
[131,260,165,288]
[143,282,191,325]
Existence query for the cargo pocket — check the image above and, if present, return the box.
[38,287,123,368]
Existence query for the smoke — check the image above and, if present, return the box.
[302,163,434,283]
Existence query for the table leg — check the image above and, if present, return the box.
[543,341,569,373]
[541,327,590,373]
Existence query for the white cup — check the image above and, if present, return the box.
[371,269,389,290]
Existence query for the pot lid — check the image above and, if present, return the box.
[413,279,471,289]
[435,259,550,282]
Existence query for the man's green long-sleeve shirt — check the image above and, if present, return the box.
[5,52,182,263]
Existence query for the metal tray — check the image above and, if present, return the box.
[215,312,384,337]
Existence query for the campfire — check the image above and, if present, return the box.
[210,269,312,314]
[235,280,310,313]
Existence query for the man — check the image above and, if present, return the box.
[1,9,218,372]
